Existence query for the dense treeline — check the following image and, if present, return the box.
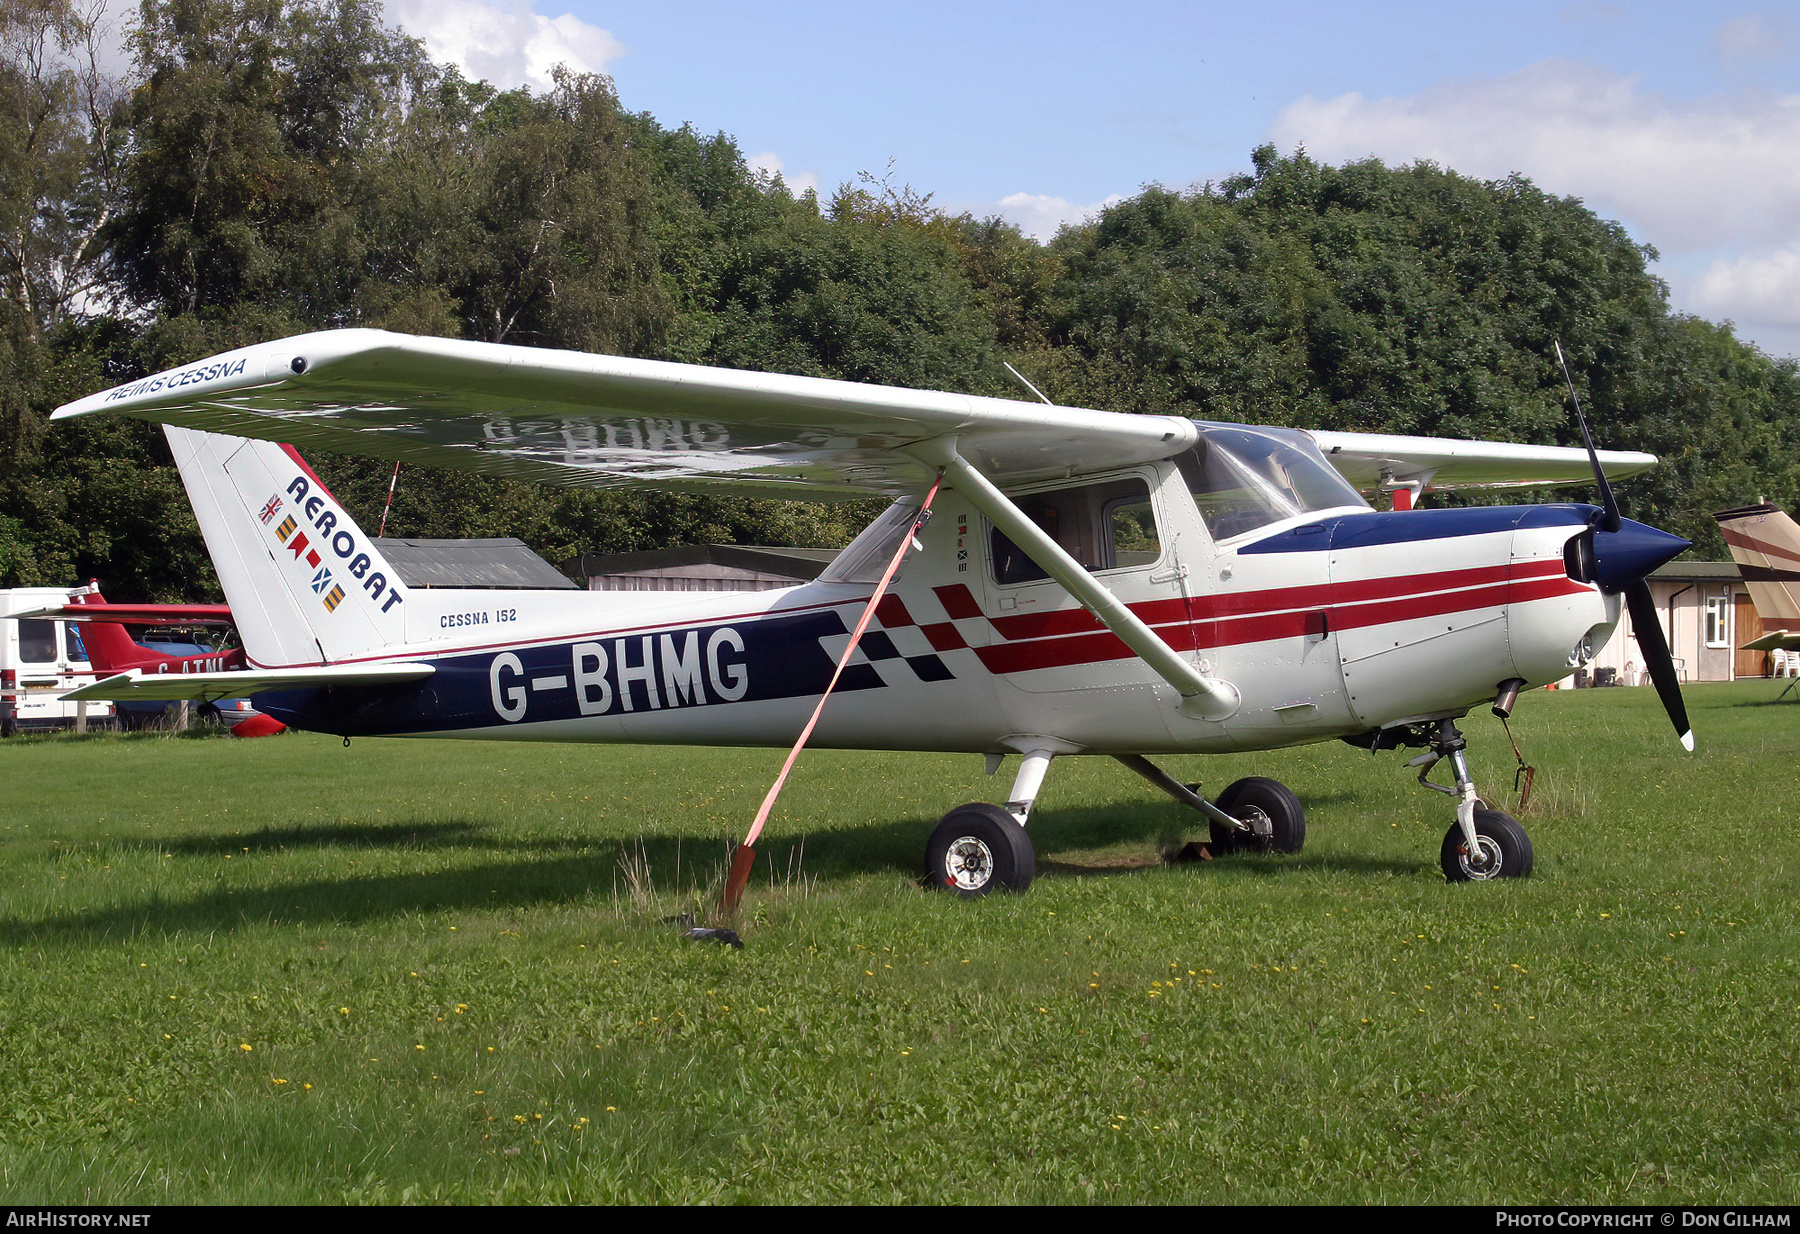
[3,0,1796,600]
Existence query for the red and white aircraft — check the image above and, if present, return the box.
[14,588,287,736]
[53,330,1692,889]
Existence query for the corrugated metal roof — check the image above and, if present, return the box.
[1650,560,1742,580]
[563,545,838,581]
[371,538,577,589]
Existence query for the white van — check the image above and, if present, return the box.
[1,586,115,733]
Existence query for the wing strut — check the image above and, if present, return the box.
[912,440,1240,722]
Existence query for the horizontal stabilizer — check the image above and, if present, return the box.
[63,662,435,703]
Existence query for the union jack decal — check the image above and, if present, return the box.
[258,494,283,524]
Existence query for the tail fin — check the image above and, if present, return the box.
[165,426,410,667]
[67,591,242,675]
[1713,503,1800,623]
[67,593,155,674]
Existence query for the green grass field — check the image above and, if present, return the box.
[2,682,1796,1204]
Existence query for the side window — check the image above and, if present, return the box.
[1108,495,1160,568]
[66,623,88,663]
[990,478,1161,584]
[17,619,58,664]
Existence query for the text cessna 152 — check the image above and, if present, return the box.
[53,330,1695,892]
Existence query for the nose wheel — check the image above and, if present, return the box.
[1441,808,1533,882]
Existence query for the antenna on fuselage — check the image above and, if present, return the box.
[1002,362,1054,406]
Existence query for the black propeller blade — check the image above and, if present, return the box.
[1555,340,1621,534]
[1555,339,1693,748]
[1624,580,1695,751]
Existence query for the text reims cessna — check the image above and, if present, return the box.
[54,330,1694,891]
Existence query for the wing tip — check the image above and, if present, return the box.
[1679,730,1695,752]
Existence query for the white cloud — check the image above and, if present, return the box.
[1273,58,1800,254]
[382,0,623,93]
[746,151,820,198]
[1692,244,1800,326]
[1270,56,1800,355]
[995,192,1125,241]
[1712,11,1791,63]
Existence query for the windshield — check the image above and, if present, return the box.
[1176,425,1369,541]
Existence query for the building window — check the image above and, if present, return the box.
[1704,594,1730,648]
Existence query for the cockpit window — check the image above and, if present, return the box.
[1176,425,1369,541]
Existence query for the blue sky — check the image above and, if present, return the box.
[375,3,1800,358]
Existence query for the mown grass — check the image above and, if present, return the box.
[1,682,1797,1203]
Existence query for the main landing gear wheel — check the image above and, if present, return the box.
[1207,777,1305,855]
[1440,809,1533,882]
[925,803,1035,896]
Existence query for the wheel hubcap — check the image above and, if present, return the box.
[944,836,995,891]
[1457,835,1503,880]
[1238,806,1274,850]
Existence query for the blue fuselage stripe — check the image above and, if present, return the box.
[1237,504,1596,554]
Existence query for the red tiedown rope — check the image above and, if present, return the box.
[720,471,945,911]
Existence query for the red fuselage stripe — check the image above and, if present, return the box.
[971,573,1587,675]
[934,560,1566,644]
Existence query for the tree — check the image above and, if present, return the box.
[0,0,124,341]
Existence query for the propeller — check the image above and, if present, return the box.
[1554,341,1694,751]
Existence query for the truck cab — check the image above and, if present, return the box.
[1,587,115,732]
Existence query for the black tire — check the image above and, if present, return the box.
[924,803,1035,896]
[1440,809,1533,882]
[1208,777,1305,855]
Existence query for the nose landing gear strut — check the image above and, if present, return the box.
[1409,717,1534,882]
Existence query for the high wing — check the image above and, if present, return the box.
[62,662,436,704]
[1311,430,1655,493]
[11,601,235,624]
[52,329,1654,497]
[1741,630,1800,653]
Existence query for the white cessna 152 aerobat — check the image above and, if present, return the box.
[53,330,1694,892]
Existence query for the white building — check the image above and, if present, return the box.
[1581,561,1766,686]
